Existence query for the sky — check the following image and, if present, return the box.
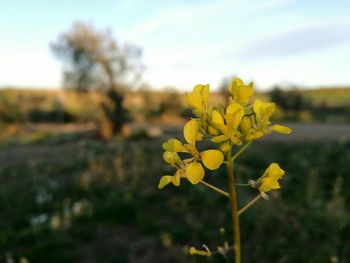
[0,0,350,91]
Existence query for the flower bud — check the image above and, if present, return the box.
[208,125,219,135]
[163,151,176,165]
[240,116,251,135]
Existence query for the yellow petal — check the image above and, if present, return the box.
[158,176,173,189]
[229,78,254,105]
[253,99,264,119]
[258,163,285,193]
[229,77,244,95]
[264,163,285,178]
[201,150,224,170]
[258,179,280,193]
[184,119,199,145]
[219,142,231,152]
[185,84,209,112]
[253,99,275,123]
[185,92,203,112]
[162,139,185,152]
[226,103,244,129]
[185,162,204,184]
[245,130,265,141]
[163,151,176,164]
[230,135,242,145]
[199,84,209,105]
[237,85,254,105]
[240,116,251,135]
[245,134,255,142]
[172,171,181,186]
[158,171,182,189]
[211,110,224,124]
[271,124,292,134]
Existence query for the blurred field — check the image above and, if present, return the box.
[0,130,350,262]
[301,87,350,106]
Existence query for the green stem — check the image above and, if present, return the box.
[231,142,252,162]
[238,194,262,216]
[200,180,230,198]
[227,150,241,263]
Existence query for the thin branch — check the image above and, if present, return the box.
[211,245,235,255]
[200,181,230,198]
[238,194,262,216]
[234,183,250,186]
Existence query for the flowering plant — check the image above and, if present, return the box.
[159,78,291,262]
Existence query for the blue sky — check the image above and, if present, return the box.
[0,0,349,90]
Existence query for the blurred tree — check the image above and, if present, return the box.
[219,77,232,107]
[51,22,142,135]
[270,86,287,109]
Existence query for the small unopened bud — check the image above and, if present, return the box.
[220,142,231,152]
[241,116,251,135]
[208,126,219,135]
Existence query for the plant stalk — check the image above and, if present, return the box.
[238,194,262,216]
[226,150,241,263]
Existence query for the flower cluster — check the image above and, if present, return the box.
[159,78,291,191]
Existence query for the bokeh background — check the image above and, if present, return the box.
[1,1,350,262]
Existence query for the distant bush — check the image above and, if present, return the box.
[28,108,74,123]
[270,86,310,111]
[270,87,350,123]
[0,89,25,123]
[159,91,183,115]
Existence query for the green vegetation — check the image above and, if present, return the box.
[0,135,349,262]
[302,87,350,106]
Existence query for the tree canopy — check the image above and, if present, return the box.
[51,22,142,91]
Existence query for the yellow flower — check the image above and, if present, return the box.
[185,162,204,184]
[183,118,203,146]
[163,151,183,167]
[183,119,224,183]
[210,102,244,145]
[243,99,292,141]
[258,163,285,193]
[254,99,275,128]
[162,138,187,152]
[159,119,224,188]
[229,77,254,105]
[185,84,209,113]
[158,170,181,189]
[201,150,224,170]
